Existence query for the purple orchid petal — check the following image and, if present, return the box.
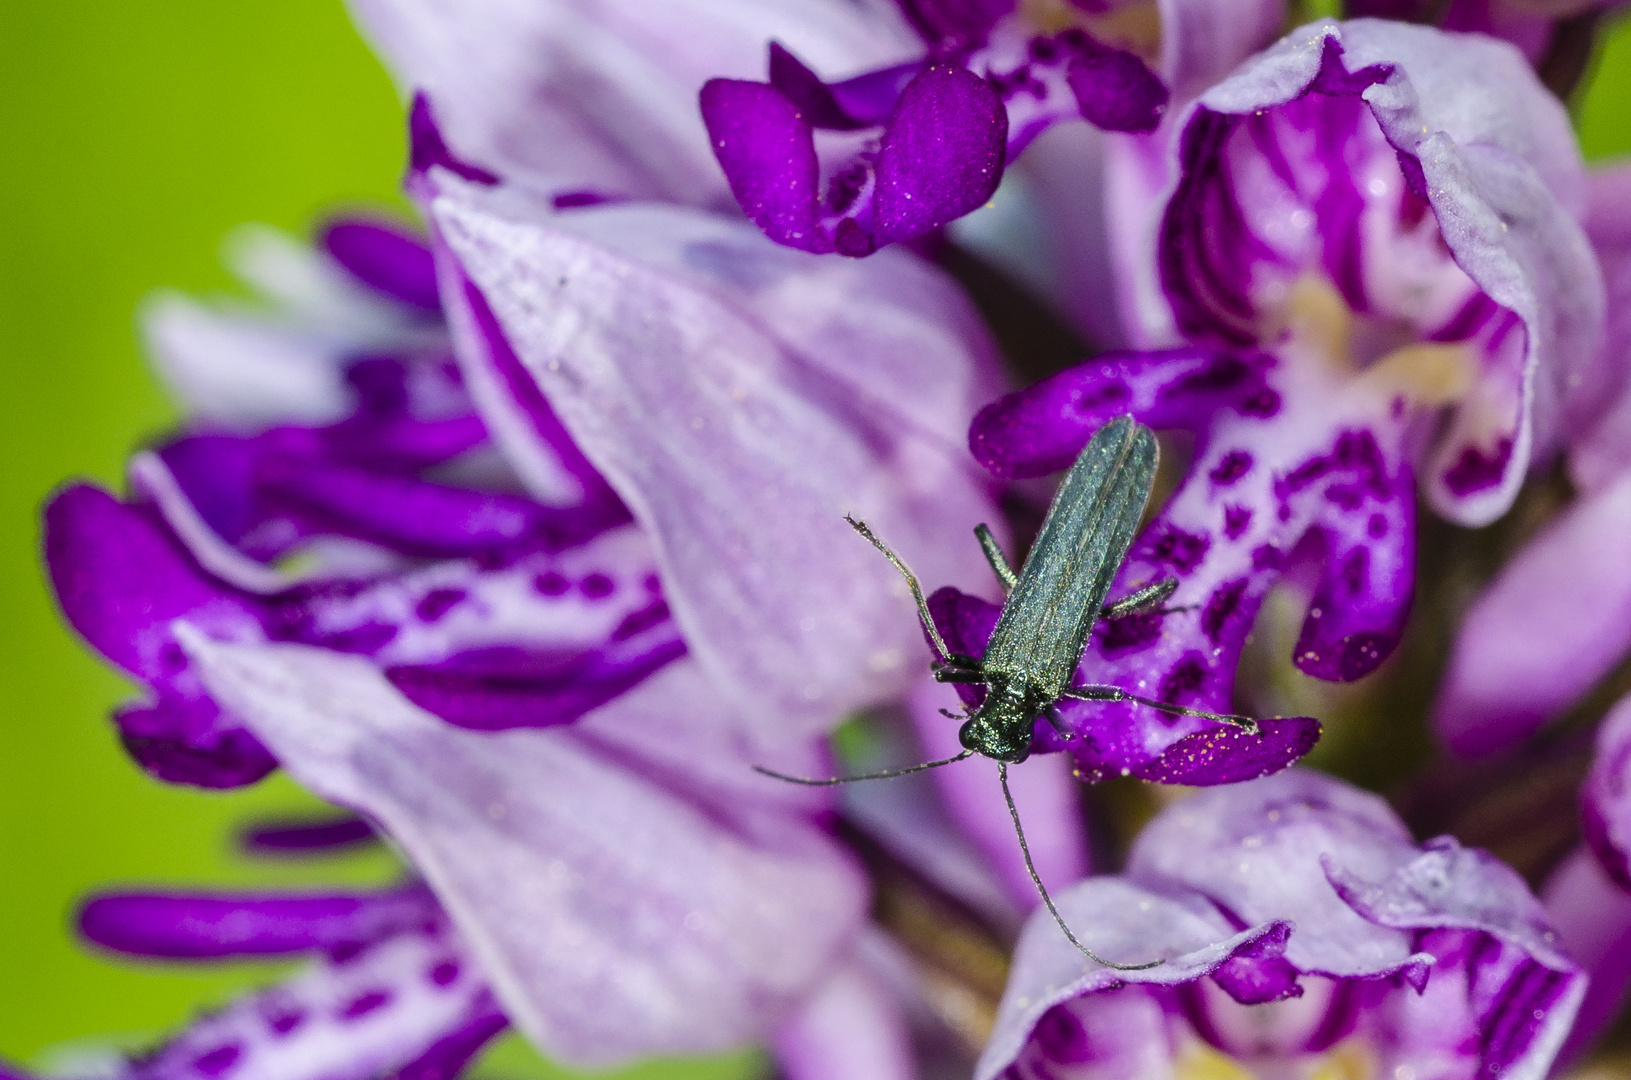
[408,95,501,186]
[699,77,828,252]
[353,0,917,205]
[894,0,1013,45]
[141,293,357,428]
[976,874,1292,1080]
[117,916,495,1080]
[1062,39,1168,134]
[114,698,278,789]
[767,42,874,131]
[385,1009,509,1080]
[702,63,1006,256]
[909,677,1089,911]
[1542,847,1631,1068]
[44,485,262,682]
[981,771,1584,1080]
[969,345,1277,478]
[1582,695,1631,889]
[240,814,375,854]
[431,186,1001,743]
[1133,716,1322,784]
[871,64,1008,248]
[182,636,869,1066]
[79,887,438,959]
[1127,772,1429,979]
[1569,160,1631,491]
[772,959,916,1080]
[383,629,686,732]
[254,456,566,558]
[1435,472,1631,757]
[440,267,630,510]
[1158,20,1600,527]
[321,219,442,314]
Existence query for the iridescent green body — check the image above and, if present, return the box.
[947,415,1158,762]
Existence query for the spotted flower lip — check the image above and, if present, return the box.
[979,771,1585,1080]
[700,0,1174,255]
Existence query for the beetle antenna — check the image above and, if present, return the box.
[844,515,955,663]
[999,762,1163,971]
[754,750,974,786]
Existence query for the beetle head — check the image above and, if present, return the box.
[959,681,1035,763]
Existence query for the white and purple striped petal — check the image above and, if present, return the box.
[428,180,1003,744]
[180,635,869,1065]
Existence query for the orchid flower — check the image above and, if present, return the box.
[950,19,1603,784]
[697,0,1299,255]
[981,771,1584,1080]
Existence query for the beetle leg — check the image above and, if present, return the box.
[975,523,1018,593]
[933,667,989,684]
[1099,576,1179,621]
[846,515,954,662]
[1042,706,1075,741]
[1062,683,1260,735]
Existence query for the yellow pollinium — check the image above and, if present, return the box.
[1175,1039,1376,1080]
[1282,275,1474,409]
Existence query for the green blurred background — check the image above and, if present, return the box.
[0,1,1627,1074]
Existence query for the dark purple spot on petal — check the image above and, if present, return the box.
[329,940,367,964]
[314,621,398,655]
[268,1011,304,1036]
[1442,437,1514,497]
[1148,525,1210,573]
[1209,451,1253,486]
[1251,545,1283,571]
[533,572,569,596]
[611,600,671,642]
[1096,611,1163,656]
[1366,513,1389,539]
[580,573,615,599]
[429,959,460,986]
[1239,388,1281,418]
[340,990,391,1021]
[552,190,625,209]
[192,1045,241,1078]
[1201,578,1248,644]
[1158,653,1208,706]
[1339,549,1369,596]
[415,588,466,623]
[1223,505,1252,540]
